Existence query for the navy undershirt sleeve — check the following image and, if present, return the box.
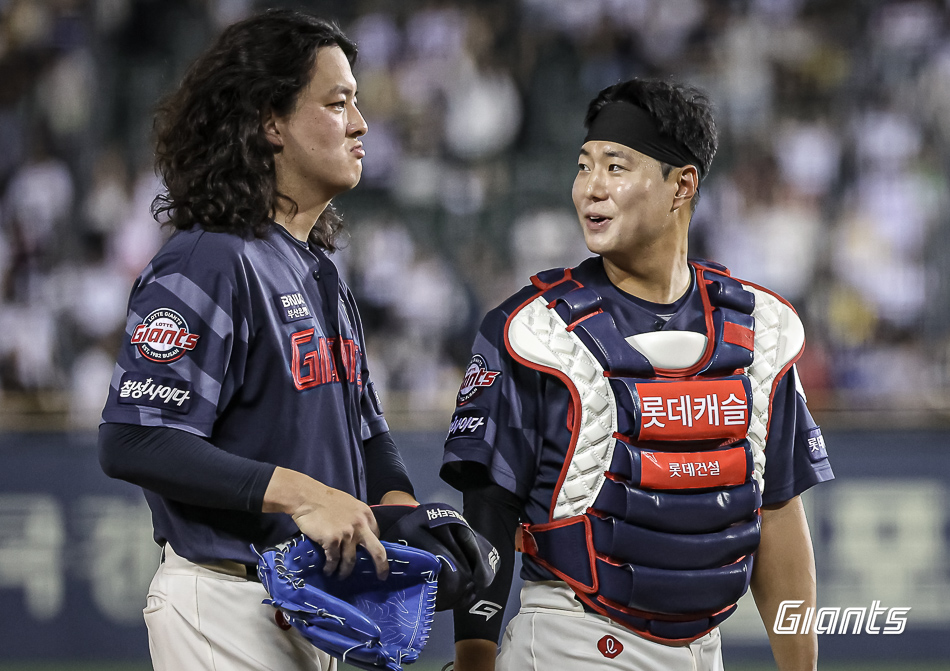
[363,431,415,504]
[454,483,522,643]
[98,422,275,512]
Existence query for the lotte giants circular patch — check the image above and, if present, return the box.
[457,354,500,405]
[130,308,200,363]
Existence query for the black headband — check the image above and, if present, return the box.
[584,101,704,179]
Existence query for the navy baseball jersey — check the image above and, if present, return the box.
[442,256,833,583]
[101,226,387,564]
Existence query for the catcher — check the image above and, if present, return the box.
[442,77,834,671]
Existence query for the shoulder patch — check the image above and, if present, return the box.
[131,308,200,363]
[446,408,488,441]
[457,355,500,405]
[117,372,193,413]
[802,426,828,462]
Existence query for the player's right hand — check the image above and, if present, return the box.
[262,467,389,579]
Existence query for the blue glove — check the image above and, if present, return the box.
[255,535,440,671]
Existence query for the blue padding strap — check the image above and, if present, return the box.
[570,312,655,377]
[599,601,737,641]
[701,308,754,374]
[551,286,603,324]
[534,267,570,286]
[526,518,595,590]
[706,279,755,314]
[589,514,761,570]
[596,554,754,615]
[593,477,762,534]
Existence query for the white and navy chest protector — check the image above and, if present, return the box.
[505,260,805,644]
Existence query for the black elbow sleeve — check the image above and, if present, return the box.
[453,483,522,643]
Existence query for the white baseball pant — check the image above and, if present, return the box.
[496,581,724,671]
[144,543,335,671]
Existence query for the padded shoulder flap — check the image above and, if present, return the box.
[741,282,805,494]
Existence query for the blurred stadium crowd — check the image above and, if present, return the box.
[1,0,950,429]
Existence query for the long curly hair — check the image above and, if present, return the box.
[151,9,357,251]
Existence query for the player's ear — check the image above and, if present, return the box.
[262,107,283,150]
[671,165,698,212]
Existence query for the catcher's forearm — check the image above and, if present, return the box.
[751,496,818,671]
[453,484,521,642]
[454,638,498,671]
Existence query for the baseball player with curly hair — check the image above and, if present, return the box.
[98,10,420,670]
[442,78,834,671]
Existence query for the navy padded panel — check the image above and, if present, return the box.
[702,308,754,374]
[707,280,755,314]
[593,477,762,534]
[527,518,594,589]
[570,313,655,377]
[589,514,761,570]
[554,287,604,323]
[534,267,570,286]
[596,554,754,615]
[600,601,737,641]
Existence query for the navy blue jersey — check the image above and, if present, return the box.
[442,256,833,582]
[101,226,387,563]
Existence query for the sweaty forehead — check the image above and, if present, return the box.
[579,141,654,165]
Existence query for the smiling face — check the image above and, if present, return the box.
[268,45,367,209]
[571,140,684,264]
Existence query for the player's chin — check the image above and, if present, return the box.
[581,230,610,255]
[328,169,362,194]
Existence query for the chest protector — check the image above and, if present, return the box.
[505,260,805,644]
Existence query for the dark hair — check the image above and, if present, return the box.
[585,78,717,211]
[151,9,357,250]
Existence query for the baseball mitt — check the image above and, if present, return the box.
[255,535,440,671]
[372,502,499,611]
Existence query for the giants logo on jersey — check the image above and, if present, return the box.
[290,328,362,391]
[457,354,500,405]
[131,308,200,363]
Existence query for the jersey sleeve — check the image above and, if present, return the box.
[441,289,543,499]
[760,364,834,505]
[100,234,250,437]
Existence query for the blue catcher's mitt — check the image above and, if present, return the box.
[255,535,440,671]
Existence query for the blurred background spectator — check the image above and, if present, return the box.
[1,0,950,431]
